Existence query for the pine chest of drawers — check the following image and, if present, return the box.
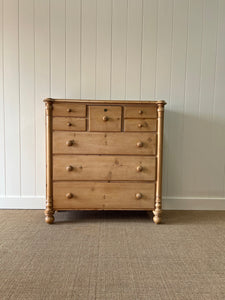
[44,99,166,224]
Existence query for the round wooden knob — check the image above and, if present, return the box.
[66,165,73,172]
[67,108,72,112]
[67,122,72,126]
[136,141,143,148]
[135,193,142,200]
[103,116,108,122]
[139,110,143,114]
[66,193,73,199]
[66,140,73,146]
[136,165,143,172]
[138,123,143,128]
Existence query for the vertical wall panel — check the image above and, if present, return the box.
[155,0,173,100]
[155,0,173,198]
[167,0,189,196]
[125,0,142,100]
[3,0,20,195]
[141,0,158,100]
[111,0,127,99]
[197,0,218,196]
[0,0,5,195]
[182,0,204,196]
[19,0,35,195]
[96,0,112,100]
[66,0,81,98]
[50,0,66,98]
[35,0,50,196]
[211,0,225,197]
[81,0,97,99]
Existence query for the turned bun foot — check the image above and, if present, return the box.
[45,215,55,224]
[153,215,161,224]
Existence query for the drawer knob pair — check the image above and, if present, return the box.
[135,193,142,200]
[66,140,74,146]
[136,141,143,148]
[66,193,73,199]
[66,165,73,172]
[102,116,108,122]
[136,165,143,172]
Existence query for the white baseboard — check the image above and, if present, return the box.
[163,196,225,210]
[0,195,225,210]
[0,196,45,209]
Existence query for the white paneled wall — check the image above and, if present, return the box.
[0,0,225,209]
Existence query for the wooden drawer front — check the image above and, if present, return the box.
[53,155,156,181]
[124,106,157,118]
[89,106,121,131]
[53,182,155,209]
[53,132,156,155]
[124,119,156,132]
[53,117,86,131]
[53,103,86,117]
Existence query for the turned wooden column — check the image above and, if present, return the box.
[44,99,54,224]
[153,103,165,224]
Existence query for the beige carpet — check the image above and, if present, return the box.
[0,210,225,300]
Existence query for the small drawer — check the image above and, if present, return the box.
[53,155,156,181]
[124,119,156,132]
[53,182,155,210]
[89,106,121,131]
[124,106,157,118]
[53,117,86,131]
[52,103,86,117]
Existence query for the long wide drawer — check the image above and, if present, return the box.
[53,182,155,209]
[53,155,156,181]
[53,132,156,155]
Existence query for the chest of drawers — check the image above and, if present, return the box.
[44,99,166,224]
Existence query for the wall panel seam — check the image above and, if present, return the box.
[139,0,143,100]
[1,0,6,195]
[18,0,21,196]
[212,0,219,121]
[33,0,36,195]
[124,0,128,100]
[154,0,159,98]
[109,0,113,100]
[80,0,82,99]
[198,0,205,118]
[65,0,67,98]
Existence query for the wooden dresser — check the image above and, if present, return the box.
[44,99,166,224]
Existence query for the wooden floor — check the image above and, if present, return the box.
[0,210,225,300]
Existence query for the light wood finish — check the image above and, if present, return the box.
[44,98,166,224]
[44,98,166,105]
[53,132,156,155]
[124,106,157,118]
[52,103,86,117]
[52,117,86,131]
[53,155,156,181]
[89,106,122,131]
[44,101,54,224]
[153,103,164,224]
[53,182,155,209]
[124,119,156,132]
